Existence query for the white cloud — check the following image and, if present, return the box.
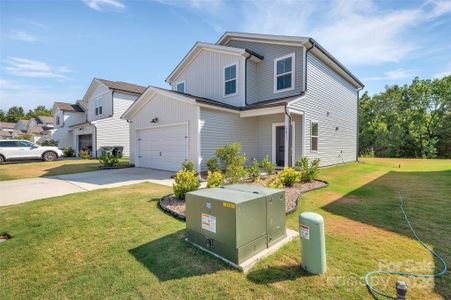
[82,0,126,12]
[364,69,416,81]
[3,57,72,79]
[434,63,451,78]
[19,19,47,30]
[8,30,37,42]
[155,0,224,15]
[241,0,451,66]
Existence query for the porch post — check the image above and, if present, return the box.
[284,114,290,167]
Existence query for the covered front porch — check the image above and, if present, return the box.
[239,106,304,168]
[70,123,96,157]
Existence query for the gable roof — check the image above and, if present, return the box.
[0,122,16,129]
[53,102,85,112]
[122,86,296,120]
[37,116,53,124]
[96,78,146,95]
[217,32,364,89]
[165,42,263,83]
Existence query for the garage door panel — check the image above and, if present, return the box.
[136,124,189,171]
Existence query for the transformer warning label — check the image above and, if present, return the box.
[201,213,216,233]
[300,225,310,240]
[223,202,235,209]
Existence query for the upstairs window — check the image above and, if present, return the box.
[311,121,318,151]
[176,81,185,93]
[274,53,294,92]
[95,97,103,116]
[56,115,60,126]
[224,64,237,96]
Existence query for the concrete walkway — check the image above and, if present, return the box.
[0,167,175,206]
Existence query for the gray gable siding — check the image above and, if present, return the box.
[225,40,304,104]
[289,53,358,166]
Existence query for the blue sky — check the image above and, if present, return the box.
[1,0,450,111]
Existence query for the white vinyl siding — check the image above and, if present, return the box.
[171,49,244,107]
[94,92,136,157]
[289,53,358,166]
[87,83,112,122]
[128,93,199,169]
[52,111,85,149]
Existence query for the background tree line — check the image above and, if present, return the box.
[359,76,450,158]
[0,105,52,123]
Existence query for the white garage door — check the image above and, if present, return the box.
[136,124,188,171]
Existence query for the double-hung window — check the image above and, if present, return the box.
[274,53,294,92]
[311,121,319,151]
[176,81,185,93]
[56,115,60,126]
[95,97,103,116]
[224,64,237,96]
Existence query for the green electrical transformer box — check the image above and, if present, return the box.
[185,184,286,265]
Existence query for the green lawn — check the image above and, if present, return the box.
[0,158,449,299]
[0,158,129,181]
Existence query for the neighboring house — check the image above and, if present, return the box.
[15,120,28,133]
[122,32,364,172]
[0,122,16,139]
[25,116,55,143]
[69,78,146,157]
[52,101,87,149]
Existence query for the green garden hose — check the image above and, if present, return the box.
[364,192,448,299]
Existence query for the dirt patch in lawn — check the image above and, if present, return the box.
[0,232,12,243]
[159,180,328,221]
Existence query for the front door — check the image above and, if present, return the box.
[275,126,285,167]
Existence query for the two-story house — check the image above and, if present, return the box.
[68,78,146,157]
[52,101,87,149]
[122,32,364,172]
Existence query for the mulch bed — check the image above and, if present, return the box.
[159,179,328,221]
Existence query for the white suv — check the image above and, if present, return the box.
[0,140,64,163]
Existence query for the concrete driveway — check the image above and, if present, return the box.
[0,167,175,206]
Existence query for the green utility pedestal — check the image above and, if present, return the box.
[299,212,326,274]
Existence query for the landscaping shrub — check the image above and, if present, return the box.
[80,150,90,159]
[246,158,261,180]
[40,140,58,146]
[295,157,320,182]
[99,155,120,167]
[279,167,301,187]
[173,170,200,200]
[260,155,276,174]
[207,171,223,188]
[181,160,195,172]
[206,158,219,173]
[225,162,247,184]
[63,147,75,157]
[215,143,247,184]
[264,175,284,189]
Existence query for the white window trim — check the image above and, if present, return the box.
[95,97,103,116]
[271,122,295,167]
[175,80,186,93]
[223,63,238,98]
[273,53,295,93]
[310,120,319,152]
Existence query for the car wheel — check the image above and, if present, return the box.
[0,155,4,164]
[42,151,58,162]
